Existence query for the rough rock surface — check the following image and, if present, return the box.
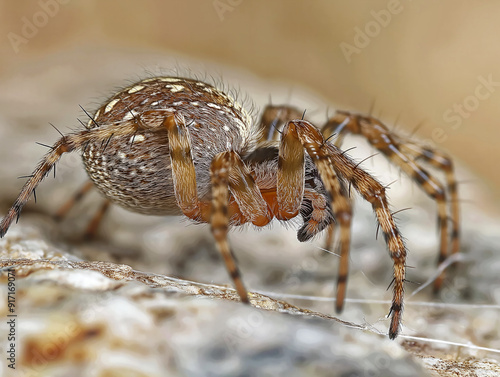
[0,225,432,377]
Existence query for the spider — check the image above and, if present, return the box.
[0,76,459,339]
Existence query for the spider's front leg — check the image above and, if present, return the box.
[258,104,340,253]
[0,125,136,238]
[209,153,249,302]
[278,120,353,315]
[164,116,271,303]
[285,119,407,339]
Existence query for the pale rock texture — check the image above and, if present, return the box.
[0,225,432,377]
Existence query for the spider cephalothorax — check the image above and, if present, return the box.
[0,76,460,339]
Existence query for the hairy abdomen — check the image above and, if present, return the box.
[82,130,181,215]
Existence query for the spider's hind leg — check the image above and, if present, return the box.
[0,125,134,238]
[54,180,112,240]
[322,112,458,292]
[400,143,459,255]
[399,142,460,291]
[258,104,304,143]
[54,180,95,221]
[83,200,111,240]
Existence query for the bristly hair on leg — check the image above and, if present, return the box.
[79,105,100,128]
[77,118,91,131]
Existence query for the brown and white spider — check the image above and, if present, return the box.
[0,76,459,339]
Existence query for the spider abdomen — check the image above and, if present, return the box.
[82,77,256,216]
[82,130,180,215]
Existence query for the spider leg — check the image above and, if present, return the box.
[0,125,135,238]
[165,115,269,302]
[164,115,205,221]
[258,104,303,143]
[289,119,407,339]
[318,112,356,251]
[399,142,459,291]
[54,180,95,221]
[279,120,353,315]
[225,152,271,227]
[54,180,111,239]
[321,110,353,147]
[210,152,249,303]
[400,143,459,255]
[323,112,451,291]
[323,224,336,254]
[258,105,340,253]
[83,200,111,240]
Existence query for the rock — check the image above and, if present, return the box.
[0,225,432,377]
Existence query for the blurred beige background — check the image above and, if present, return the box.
[0,0,498,203]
